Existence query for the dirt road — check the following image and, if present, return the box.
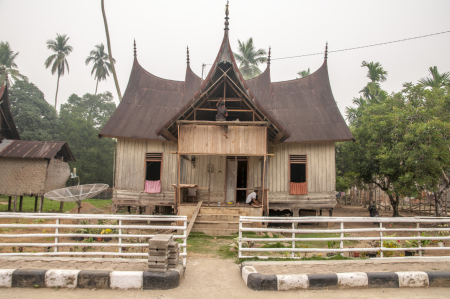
[1,257,448,299]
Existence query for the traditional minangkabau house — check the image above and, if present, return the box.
[0,82,75,212]
[99,4,353,234]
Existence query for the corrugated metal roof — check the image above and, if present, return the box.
[0,139,75,161]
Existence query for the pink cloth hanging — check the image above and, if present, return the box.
[145,180,161,193]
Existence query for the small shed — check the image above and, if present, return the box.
[0,83,75,212]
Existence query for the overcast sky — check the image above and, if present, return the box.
[1,0,449,117]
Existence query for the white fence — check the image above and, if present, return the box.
[0,213,187,266]
[238,216,450,259]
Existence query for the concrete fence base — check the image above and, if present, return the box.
[0,265,183,290]
[241,265,450,291]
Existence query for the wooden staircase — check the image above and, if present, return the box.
[190,207,255,236]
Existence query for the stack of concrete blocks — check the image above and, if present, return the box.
[148,235,172,272]
[168,240,179,269]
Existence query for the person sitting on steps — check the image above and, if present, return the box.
[246,190,261,207]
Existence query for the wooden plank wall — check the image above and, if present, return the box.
[179,125,266,156]
[268,142,335,193]
[115,139,178,192]
[247,156,262,190]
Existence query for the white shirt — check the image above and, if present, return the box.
[246,192,257,204]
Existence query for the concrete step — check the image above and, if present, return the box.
[193,221,239,230]
[190,228,238,236]
[196,214,242,222]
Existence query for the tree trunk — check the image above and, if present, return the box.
[389,194,400,217]
[95,78,99,95]
[54,73,60,110]
[101,0,122,101]
[369,184,374,206]
[434,191,444,217]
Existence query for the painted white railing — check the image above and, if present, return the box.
[238,216,450,259]
[0,213,187,266]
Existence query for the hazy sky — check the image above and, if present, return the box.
[1,0,449,117]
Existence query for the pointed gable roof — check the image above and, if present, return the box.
[99,55,202,140]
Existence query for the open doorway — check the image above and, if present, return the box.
[226,157,248,204]
[236,160,248,203]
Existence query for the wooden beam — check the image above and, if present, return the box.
[186,201,203,237]
[195,108,253,112]
[163,130,178,143]
[176,120,269,126]
[168,151,275,157]
[207,98,242,102]
[234,155,238,204]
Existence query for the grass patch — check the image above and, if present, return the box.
[0,195,112,213]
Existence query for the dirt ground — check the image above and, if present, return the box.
[0,257,449,299]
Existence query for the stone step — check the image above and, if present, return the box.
[193,220,239,230]
[190,227,238,236]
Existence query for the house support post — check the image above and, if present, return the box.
[34,196,38,212]
[59,202,64,212]
[177,125,181,211]
[7,196,12,211]
[208,155,211,207]
[19,196,23,212]
[39,195,44,213]
[262,155,266,216]
[13,196,17,212]
[234,155,238,205]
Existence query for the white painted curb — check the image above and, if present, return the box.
[337,272,368,288]
[110,271,143,290]
[0,269,15,288]
[45,269,80,288]
[396,271,429,288]
[242,266,257,285]
[277,274,309,290]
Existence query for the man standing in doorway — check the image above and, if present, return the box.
[246,190,261,207]
[216,97,228,138]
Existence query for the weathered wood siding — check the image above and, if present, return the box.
[268,142,335,193]
[115,138,177,192]
[179,125,266,156]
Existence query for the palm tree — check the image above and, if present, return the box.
[101,0,122,101]
[418,66,450,89]
[233,38,267,80]
[297,68,310,78]
[45,34,73,110]
[0,41,28,86]
[86,43,115,95]
[361,61,388,83]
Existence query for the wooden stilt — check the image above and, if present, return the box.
[19,196,23,212]
[177,125,181,210]
[208,155,211,207]
[234,155,238,205]
[39,195,44,213]
[13,196,17,212]
[262,156,266,215]
[59,202,64,212]
[8,196,12,211]
[34,196,38,212]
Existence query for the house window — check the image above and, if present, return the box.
[145,153,162,181]
[290,155,307,195]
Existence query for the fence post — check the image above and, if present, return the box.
[417,223,422,256]
[340,222,344,256]
[379,222,383,258]
[292,222,296,258]
[118,219,122,254]
[238,219,242,259]
[54,218,59,254]
[183,218,187,267]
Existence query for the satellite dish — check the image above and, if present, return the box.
[44,184,109,213]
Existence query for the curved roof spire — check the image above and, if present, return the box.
[224,1,229,32]
[324,41,328,60]
[186,46,190,65]
[133,39,137,58]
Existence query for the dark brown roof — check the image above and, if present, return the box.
[99,58,202,140]
[0,139,75,161]
[155,33,291,140]
[0,83,21,141]
[247,61,354,142]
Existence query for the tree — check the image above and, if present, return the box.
[45,34,73,110]
[85,43,115,95]
[297,68,310,78]
[233,38,267,80]
[361,61,388,83]
[0,41,28,86]
[101,0,122,101]
[418,66,450,89]
[59,92,116,186]
[8,80,59,141]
